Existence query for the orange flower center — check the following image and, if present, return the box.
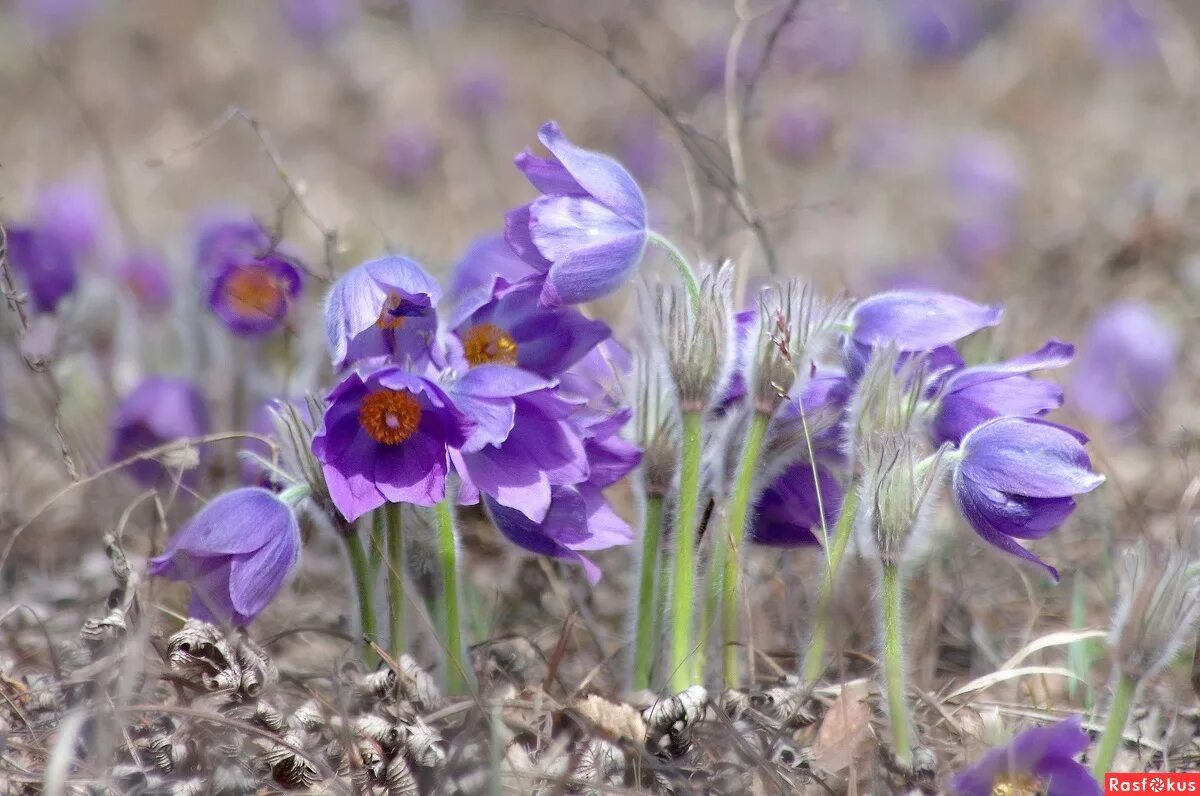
[992,775,1043,796]
[462,323,518,367]
[358,390,422,444]
[376,294,410,330]
[225,267,284,317]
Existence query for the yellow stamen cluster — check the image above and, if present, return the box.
[225,267,284,317]
[462,323,518,367]
[992,774,1043,796]
[376,294,410,330]
[358,390,422,445]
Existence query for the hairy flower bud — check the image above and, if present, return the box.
[857,431,947,563]
[651,263,733,413]
[1109,539,1200,682]
[846,347,927,467]
[632,355,678,498]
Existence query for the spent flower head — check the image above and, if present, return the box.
[651,263,734,414]
[857,430,947,563]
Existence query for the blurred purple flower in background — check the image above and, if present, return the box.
[116,251,173,315]
[507,122,648,308]
[779,2,863,74]
[208,254,303,336]
[5,226,78,313]
[1090,0,1158,63]
[715,308,758,413]
[277,0,356,46]
[17,0,97,39]
[615,116,668,186]
[684,35,758,96]
[312,367,471,520]
[35,181,104,258]
[111,376,209,487]
[952,417,1104,580]
[948,213,1010,273]
[1071,300,1178,427]
[446,60,507,120]
[193,214,273,282]
[149,488,301,626]
[932,340,1074,445]
[764,100,833,164]
[946,135,1025,208]
[379,124,441,189]
[752,462,841,547]
[897,0,986,61]
[324,256,441,368]
[951,715,1100,796]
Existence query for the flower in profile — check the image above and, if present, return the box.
[448,365,588,522]
[111,376,210,487]
[931,340,1074,445]
[5,226,78,313]
[324,256,441,368]
[116,251,173,315]
[752,462,842,547]
[277,0,356,45]
[208,253,303,336]
[843,290,1002,380]
[149,488,301,626]
[507,122,648,307]
[312,367,471,521]
[1071,301,1178,428]
[451,279,611,378]
[950,716,1100,796]
[952,417,1105,580]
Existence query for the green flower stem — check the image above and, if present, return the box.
[632,494,665,691]
[720,411,771,685]
[880,561,911,768]
[648,231,700,315]
[670,410,704,692]
[1092,671,1139,777]
[342,531,379,667]
[385,502,406,659]
[435,499,467,695]
[695,524,727,683]
[803,485,860,682]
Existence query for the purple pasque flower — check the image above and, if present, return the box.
[448,365,588,522]
[483,405,638,583]
[111,376,210,487]
[778,2,863,74]
[764,101,833,164]
[278,0,356,45]
[715,308,759,414]
[506,121,648,308]
[752,462,842,547]
[208,253,303,336]
[771,365,853,451]
[193,214,273,282]
[450,233,541,296]
[557,337,633,410]
[1090,0,1158,64]
[843,290,1003,380]
[952,417,1104,580]
[446,60,507,119]
[379,124,441,189]
[35,181,104,257]
[451,278,611,379]
[312,366,471,521]
[950,715,1100,796]
[5,225,77,313]
[946,136,1025,208]
[931,340,1074,446]
[897,0,986,61]
[117,251,173,315]
[324,256,441,368]
[149,488,301,627]
[615,116,668,186]
[1071,301,1178,427]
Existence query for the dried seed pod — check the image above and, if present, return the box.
[643,685,708,761]
[233,633,278,697]
[356,665,398,705]
[251,699,286,733]
[386,753,420,796]
[167,620,241,693]
[146,734,190,773]
[394,654,445,712]
[354,736,388,785]
[263,732,321,788]
[573,738,626,791]
[355,713,402,755]
[168,779,206,796]
[79,534,141,653]
[289,699,326,732]
[400,717,446,768]
[210,763,257,796]
[470,635,547,690]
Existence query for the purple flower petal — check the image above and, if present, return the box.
[537,121,647,226]
[960,417,1105,498]
[851,290,1003,351]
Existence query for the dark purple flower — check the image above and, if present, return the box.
[193,214,273,282]
[953,417,1104,580]
[5,225,78,313]
[506,122,648,308]
[36,181,104,257]
[1071,301,1178,427]
[446,60,507,119]
[450,233,540,296]
[1090,0,1158,63]
[451,279,611,378]
[772,366,853,451]
[208,255,303,336]
[312,367,472,521]
[117,251,173,314]
[843,290,1003,380]
[932,340,1074,446]
[950,715,1100,796]
[449,365,588,522]
[379,125,441,188]
[764,101,833,164]
[324,256,441,368]
[575,406,641,489]
[752,462,842,547]
[149,488,301,626]
[278,0,356,45]
[111,376,210,487]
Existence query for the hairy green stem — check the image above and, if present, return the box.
[880,562,911,767]
[803,486,860,681]
[1092,671,1139,777]
[385,502,406,659]
[648,231,700,314]
[670,410,704,691]
[342,532,378,667]
[632,495,665,690]
[696,524,727,683]
[720,411,771,685]
[436,499,467,695]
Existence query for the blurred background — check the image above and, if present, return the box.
[1,0,1198,703]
